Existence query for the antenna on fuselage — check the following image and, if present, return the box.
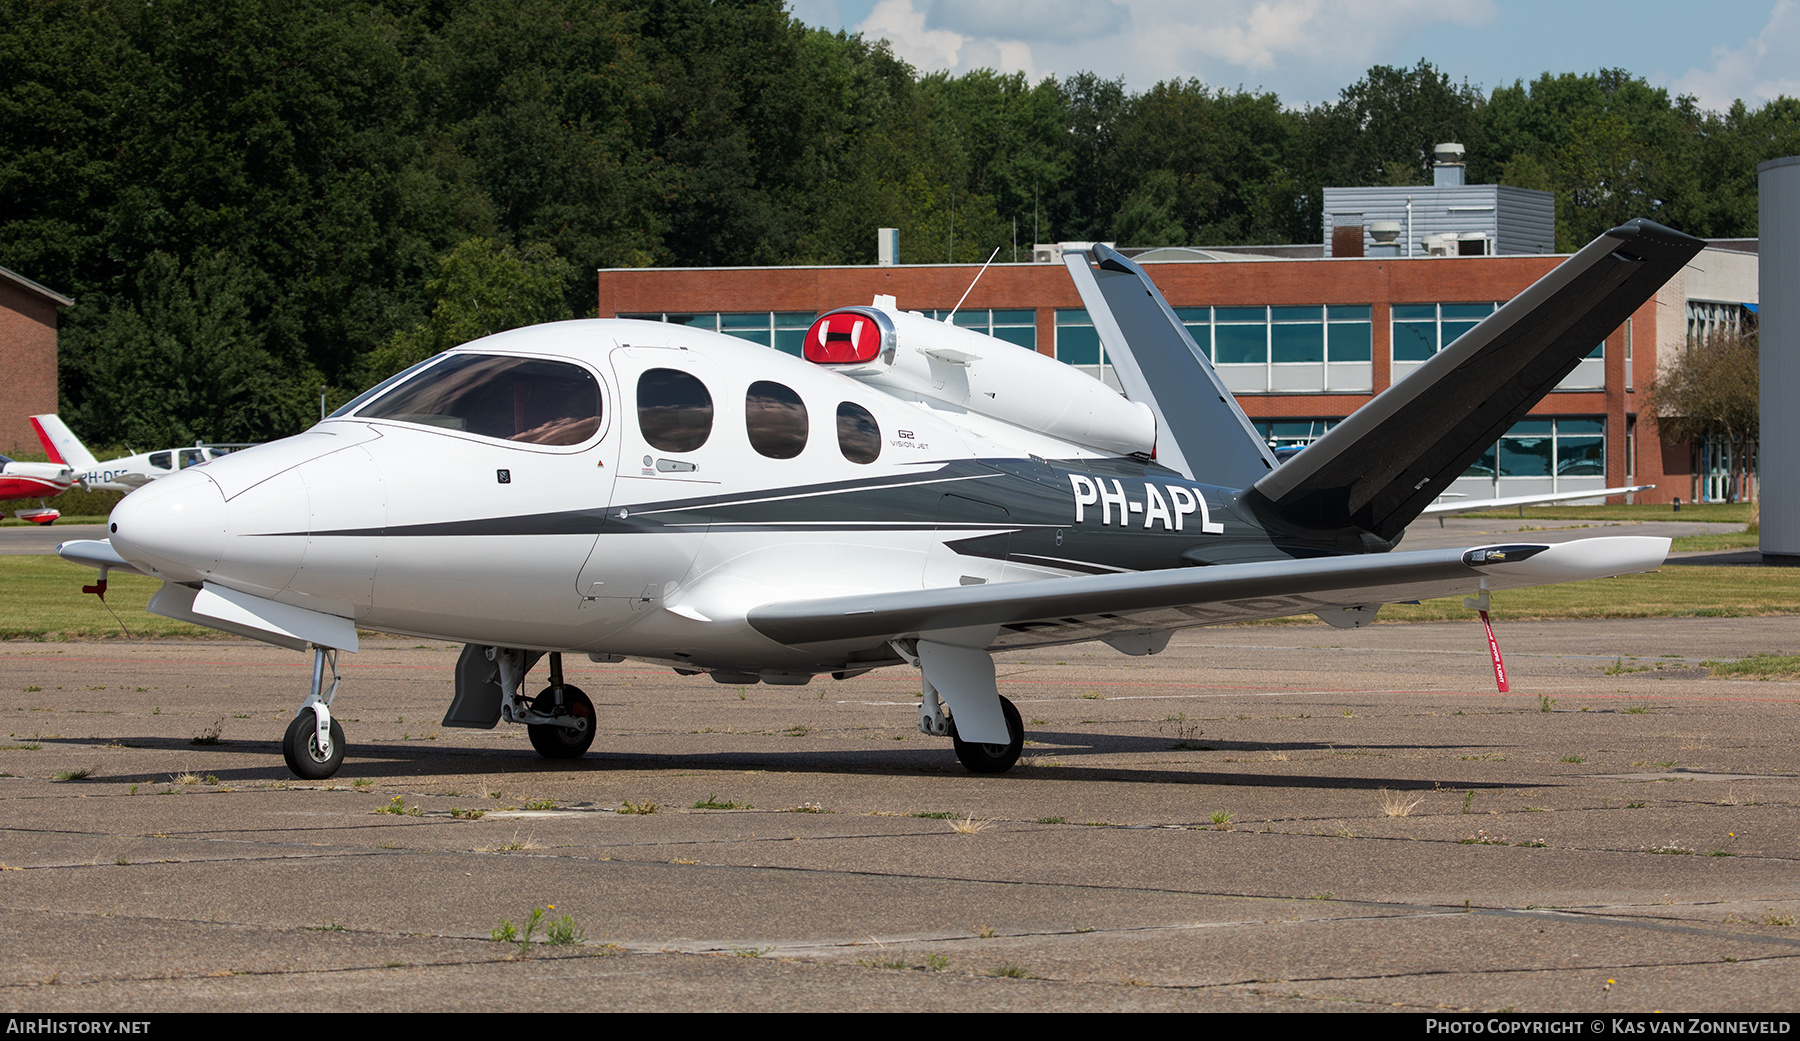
[945,247,1002,323]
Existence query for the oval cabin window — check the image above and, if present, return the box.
[745,381,808,459]
[836,401,880,464]
[637,368,714,452]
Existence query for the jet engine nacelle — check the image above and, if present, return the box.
[803,301,1156,458]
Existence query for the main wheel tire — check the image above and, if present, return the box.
[951,695,1023,774]
[283,707,345,780]
[528,684,596,760]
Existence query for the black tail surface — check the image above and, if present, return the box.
[1245,219,1704,543]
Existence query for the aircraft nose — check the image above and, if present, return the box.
[108,469,227,583]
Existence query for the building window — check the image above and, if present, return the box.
[1255,419,1340,452]
[1391,302,1496,361]
[1448,417,1607,501]
[619,312,817,356]
[1687,301,1753,345]
[1178,306,1372,393]
[1393,303,1602,389]
[1053,309,1118,389]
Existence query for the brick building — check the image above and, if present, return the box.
[597,242,1754,506]
[0,265,72,456]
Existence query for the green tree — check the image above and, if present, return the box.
[1647,327,1760,502]
[68,251,321,447]
[364,236,574,381]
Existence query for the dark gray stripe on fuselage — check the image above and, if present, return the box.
[247,455,1362,574]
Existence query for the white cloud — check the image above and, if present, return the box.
[854,0,1496,98]
[924,0,1130,43]
[1672,1,1800,111]
[858,0,968,72]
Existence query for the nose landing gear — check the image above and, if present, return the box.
[283,647,346,779]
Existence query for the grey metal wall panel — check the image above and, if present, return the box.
[1760,157,1800,557]
[1323,184,1554,258]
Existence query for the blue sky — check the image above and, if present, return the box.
[787,0,1800,111]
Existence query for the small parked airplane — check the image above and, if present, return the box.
[59,219,1703,780]
[30,414,253,494]
[0,454,75,523]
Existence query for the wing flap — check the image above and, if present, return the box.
[747,536,1667,648]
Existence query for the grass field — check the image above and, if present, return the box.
[5,552,1799,642]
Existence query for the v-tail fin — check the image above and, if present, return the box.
[1062,244,1277,486]
[1245,219,1704,543]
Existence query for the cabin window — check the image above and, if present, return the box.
[358,354,602,446]
[637,368,714,452]
[836,402,880,464]
[745,381,808,459]
[148,452,173,471]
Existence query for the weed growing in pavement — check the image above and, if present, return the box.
[545,911,583,946]
[1379,789,1425,817]
[948,814,990,834]
[691,795,747,809]
[617,800,658,815]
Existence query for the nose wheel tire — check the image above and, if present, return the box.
[283,708,345,780]
[528,684,596,760]
[951,695,1023,774]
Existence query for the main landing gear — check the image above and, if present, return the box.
[525,653,595,760]
[283,647,346,780]
[905,639,1026,774]
[951,695,1023,773]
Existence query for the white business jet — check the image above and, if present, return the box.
[59,220,1703,780]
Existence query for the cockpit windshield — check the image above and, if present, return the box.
[356,354,602,446]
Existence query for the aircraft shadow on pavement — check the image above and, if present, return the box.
[34,732,1532,793]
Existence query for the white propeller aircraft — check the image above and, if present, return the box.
[59,219,1703,780]
[30,414,252,494]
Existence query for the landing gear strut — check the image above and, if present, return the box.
[901,639,1027,775]
[526,652,595,759]
[283,647,346,779]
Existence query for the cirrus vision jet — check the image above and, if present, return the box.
[60,220,1703,780]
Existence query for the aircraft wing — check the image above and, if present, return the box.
[56,538,151,577]
[1419,485,1655,516]
[746,536,1665,649]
